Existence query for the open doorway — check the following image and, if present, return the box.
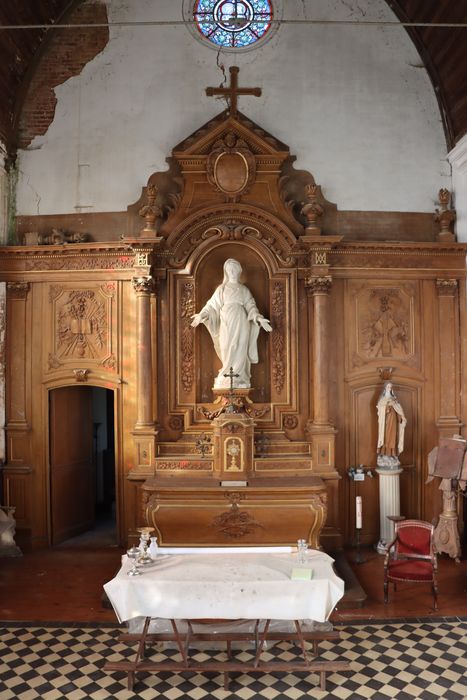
[49,386,116,547]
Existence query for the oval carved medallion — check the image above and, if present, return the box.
[214,152,249,195]
[206,131,256,200]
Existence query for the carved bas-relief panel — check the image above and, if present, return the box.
[142,478,328,548]
[270,280,287,398]
[48,284,116,371]
[348,282,419,370]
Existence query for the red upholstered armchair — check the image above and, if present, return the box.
[384,519,438,610]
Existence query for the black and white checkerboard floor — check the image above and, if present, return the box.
[1,619,466,699]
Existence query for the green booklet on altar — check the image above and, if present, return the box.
[291,568,313,580]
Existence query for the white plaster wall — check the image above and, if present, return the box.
[16,0,450,217]
[448,135,467,243]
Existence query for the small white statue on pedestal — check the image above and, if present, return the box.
[375,383,406,553]
[376,382,407,470]
[191,259,272,389]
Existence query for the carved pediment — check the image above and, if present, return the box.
[173,110,289,158]
[127,109,339,243]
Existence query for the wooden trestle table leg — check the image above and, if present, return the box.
[128,616,150,691]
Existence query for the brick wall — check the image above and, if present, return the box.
[18,2,109,149]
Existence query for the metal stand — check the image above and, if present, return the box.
[355,528,365,564]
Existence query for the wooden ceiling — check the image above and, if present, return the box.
[0,0,466,159]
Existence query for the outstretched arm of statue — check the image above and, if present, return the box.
[258,316,272,332]
[191,310,209,327]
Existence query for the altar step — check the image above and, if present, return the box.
[330,550,367,609]
[158,438,312,457]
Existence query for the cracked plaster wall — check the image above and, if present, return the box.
[15,0,452,230]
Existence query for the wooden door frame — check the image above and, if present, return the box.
[45,381,122,547]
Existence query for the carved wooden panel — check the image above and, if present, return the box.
[347,281,419,371]
[142,477,327,548]
[4,471,31,527]
[7,431,32,464]
[270,279,287,400]
[155,459,213,472]
[47,283,116,371]
[176,278,195,403]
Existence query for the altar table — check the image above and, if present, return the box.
[103,548,350,690]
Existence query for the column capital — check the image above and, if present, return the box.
[132,275,155,295]
[305,275,333,296]
[436,278,458,296]
[7,282,30,299]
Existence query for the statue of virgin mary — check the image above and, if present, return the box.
[191,259,272,389]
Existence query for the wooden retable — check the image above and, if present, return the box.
[103,548,351,691]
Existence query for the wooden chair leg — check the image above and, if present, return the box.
[384,579,388,603]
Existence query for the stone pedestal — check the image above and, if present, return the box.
[376,468,403,554]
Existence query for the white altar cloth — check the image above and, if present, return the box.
[104,549,344,624]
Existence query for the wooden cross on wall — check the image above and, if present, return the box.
[206,66,261,117]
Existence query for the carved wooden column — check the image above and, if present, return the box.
[308,275,332,426]
[133,275,154,428]
[301,243,340,474]
[436,279,461,436]
[303,245,341,548]
[3,282,33,535]
[130,246,159,476]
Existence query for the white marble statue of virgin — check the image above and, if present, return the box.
[191,258,272,389]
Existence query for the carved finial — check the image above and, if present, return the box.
[378,367,394,381]
[301,183,324,235]
[434,188,456,242]
[139,183,162,236]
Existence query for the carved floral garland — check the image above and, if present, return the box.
[180,282,195,393]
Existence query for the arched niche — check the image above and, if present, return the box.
[192,241,271,404]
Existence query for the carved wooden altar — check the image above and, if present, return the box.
[127,108,340,548]
[1,86,467,551]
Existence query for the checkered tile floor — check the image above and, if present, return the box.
[1,619,466,699]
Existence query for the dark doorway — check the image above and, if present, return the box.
[49,386,116,547]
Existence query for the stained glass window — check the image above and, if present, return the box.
[194,0,273,49]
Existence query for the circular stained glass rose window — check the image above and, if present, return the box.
[194,0,274,49]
